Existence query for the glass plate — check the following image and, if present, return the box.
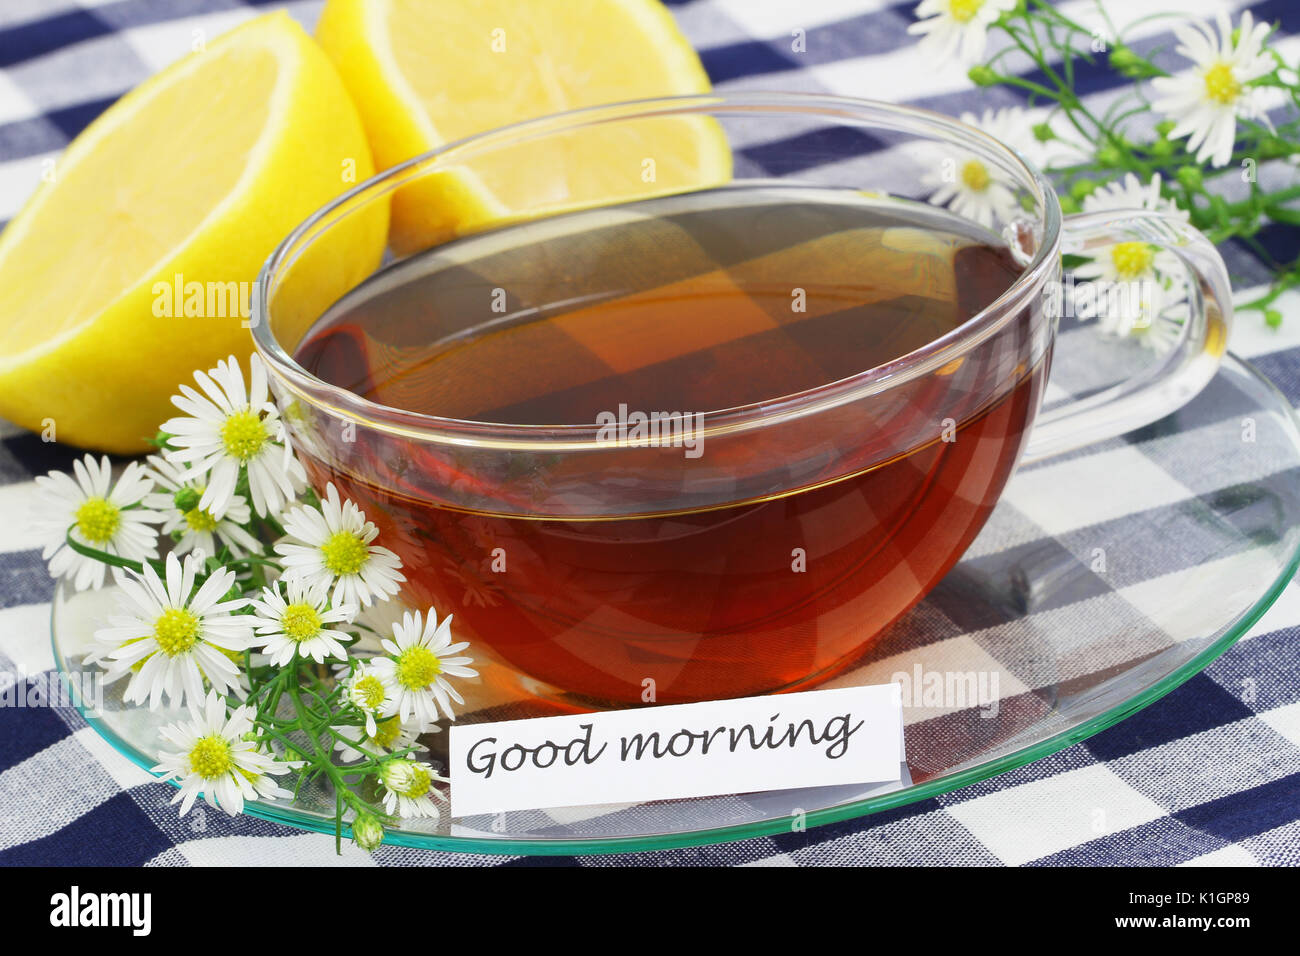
[52,350,1300,855]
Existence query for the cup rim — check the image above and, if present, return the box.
[251,91,1062,449]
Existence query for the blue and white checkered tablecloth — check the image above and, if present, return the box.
[1,0,1298,867]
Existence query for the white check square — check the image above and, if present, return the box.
[946,762,1166,865]
[1005,444,1194,536]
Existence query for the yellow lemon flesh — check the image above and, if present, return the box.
[0,12,387,453]
[316,0,731,253]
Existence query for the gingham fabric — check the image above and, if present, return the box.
[1,0,1298,867]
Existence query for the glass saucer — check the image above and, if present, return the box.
[52,350,1300,855]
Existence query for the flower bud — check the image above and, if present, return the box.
[352,813,385,851]
[380,758,415,793]
[1031,122,1055,143]
[1070,178,1097,200]
[967,65,998,87]
[1176,165,1204,191]
[1096,145,1123,166]
[173,486,202,513]
[1109,46,1142,76]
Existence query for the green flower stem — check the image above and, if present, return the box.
[283,670,383,846]
[63,531,165,576]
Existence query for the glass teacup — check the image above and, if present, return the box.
[251,93,1230,705]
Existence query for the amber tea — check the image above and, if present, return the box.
[293,187,1043,704]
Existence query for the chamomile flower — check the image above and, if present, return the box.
[963,106,1084,171]
[161,354,305,519]
[333,714,428,763]
[143,455,261,558]
[922,141,1021,231]
[908,0,1017,65]
[347,597,418,654]
[1081,172,1188,221]
[90,552,253,709]
[1151,11,1276,167]
[379,756,447,819]
[248,579,357,666]
[1071,172,1190,345]
[274,483,404,608]
[338,659,394,738]
[1072,240,1185,341]
[33,455,161,591]
[370,608,477,728]
[152,691,296,816]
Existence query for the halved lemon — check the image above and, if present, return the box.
[316,0,731,252]
[0,12,386,453]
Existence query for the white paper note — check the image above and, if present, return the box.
[448,684,904,817]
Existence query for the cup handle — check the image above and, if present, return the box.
[1021,209,1232,464]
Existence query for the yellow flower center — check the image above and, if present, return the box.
[280,602,322,642]
[188,736,232,780]
[154,607,201,656]
[184,506,219,533]
[396,646,441,690]
[321,530,369,575]
[220,409,269,461]
[74,496,121,544]
[371,715,401,750]
[403,764,432,799]
[961,159,991,192]
[1203,62,1242,106]
[1110,241,1157,280]
[354,674,387,710]
[948,0,984,23]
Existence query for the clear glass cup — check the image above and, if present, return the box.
[251,93,1231,706]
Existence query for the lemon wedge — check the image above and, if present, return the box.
[316,0,730,252]
[0,11,386,453]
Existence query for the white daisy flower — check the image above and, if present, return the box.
[922,132,1022,232]
[1071,172,1189,344]
[152,691,296,816]
[33,455,161,591]
[378,756,447,819]
[1072,241,1186,343]
[248,578,356,667]
[333,714,428,763]
[274,483,405,609]
[90,551,253,709]
[161,354,305,519]
[348,597,418,654]
[369,608,477,729]
[143,455,262,558]
[908,0,1016,65]
[963,106,1084,171]
[337,659,395,738]
[1081,172,1189,221]
[1151,10,1276,167]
